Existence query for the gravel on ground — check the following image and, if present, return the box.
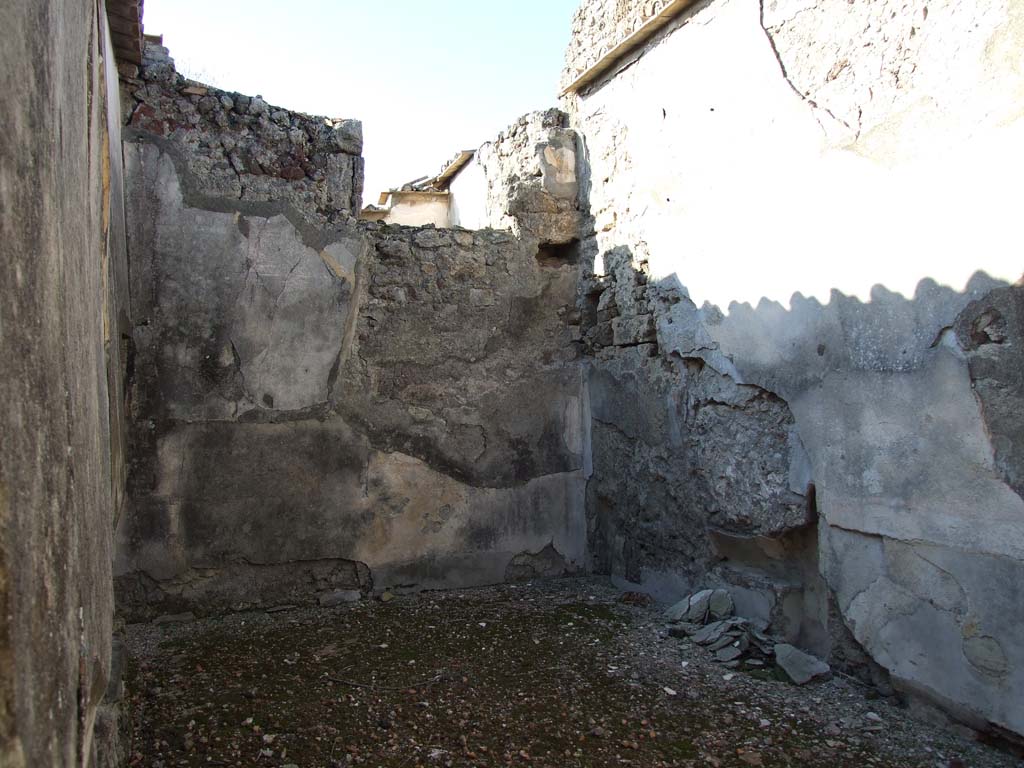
[123,578,1022,768]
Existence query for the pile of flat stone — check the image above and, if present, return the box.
[664,588,830,685]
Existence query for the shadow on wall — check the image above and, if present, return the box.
[578,236,1024,738]
[564,0,1024,740]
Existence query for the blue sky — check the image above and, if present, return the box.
[143,0,580,204]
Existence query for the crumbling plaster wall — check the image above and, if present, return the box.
[476,109,582,246]
[562,0,1024,738]
[1,1,132,765]
[115,53,587,619]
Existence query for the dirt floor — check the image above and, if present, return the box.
[122,578,1021,768]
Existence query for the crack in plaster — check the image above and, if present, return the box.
[756,0,858,141]
[827,521,1024,565]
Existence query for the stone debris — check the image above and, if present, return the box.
[666,589,832,685]
[664,588,735,623]
[774,643,832,685]
[122,579,1016,768]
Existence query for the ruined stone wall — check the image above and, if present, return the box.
[115,60,587,618]
[476,109,581,245]
[563,0,1024,739]
[561,0,675,90]
[579,250,822,641]
[0,1,132,765]
[123,41,363,224]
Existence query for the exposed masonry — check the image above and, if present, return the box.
[118,1,1024,751]
[123,41,363,222]
[955,285,1024,499]
[117,558,373,621]
[476,109,581,244]
[337,223,581,488]
[578,247,814,593]
[561,0,677,91]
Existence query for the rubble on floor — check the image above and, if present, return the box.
[665,588,832,685]
[773,644,832,686]
[121,579,1017,768]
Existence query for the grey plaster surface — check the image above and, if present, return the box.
[0,2,129,764]
[117,137,587,619]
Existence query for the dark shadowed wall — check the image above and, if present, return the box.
[0,1,131,765]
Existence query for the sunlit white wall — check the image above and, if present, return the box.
[449,157,488,230]
[570,0,1024,310]
[384,193,452,228]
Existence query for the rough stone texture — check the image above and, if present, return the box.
[335,223,582,486]
[562,0,1024,738]
[0,1,130,765]
[124,40,363,224]
[955,285,1024,500]
[116,131,586,618]
[6,0,1021,759]
[581,248,814,592]
[476,109,581,245]
[561,0,675,90]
